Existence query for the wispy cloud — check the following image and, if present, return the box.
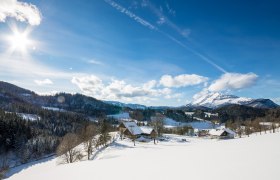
[88,59,104,65]
[104,0,157,30]
[145,1,189,38]
[34,78,53,86]
[0,0,42,25]
[165,2,176,16]
[104,0,227,73]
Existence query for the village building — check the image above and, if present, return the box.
[118,121,157,140]
[139,126,157,138]
[209,128,235,139]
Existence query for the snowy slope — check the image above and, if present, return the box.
[17,113,40,121]
[8,132,280,180]
[191,91,279,108]
[192,91,252,108]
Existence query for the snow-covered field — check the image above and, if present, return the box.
[7,132,280,180]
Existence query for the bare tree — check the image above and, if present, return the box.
[129,127,137,146]
[151,113,164,138]
[119,128,125,140]
[56,133,83,164]
[253,118,262,135]
[244,120,252,137]
[150,131,157,145]
[80,124,97,160]
[233,119,243,138]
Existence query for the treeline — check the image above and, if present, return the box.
[165,109,194,122]
[128,109,194,123]
[129,109,157,121]
[0,108,90,164]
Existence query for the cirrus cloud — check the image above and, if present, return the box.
[208,72,258,92]
[159,74,208,88]
[0,0,42,25]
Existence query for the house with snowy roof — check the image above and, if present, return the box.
[139,126,157,138]
[208,127,235,139]
[118,121,157,139]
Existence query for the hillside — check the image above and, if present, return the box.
[8,132,280,180]
[0,81,121,116]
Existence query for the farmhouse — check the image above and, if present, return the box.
[209,128,235,139]
[139,126,157,138]
[118,121,157,139]
[119,121,142,138]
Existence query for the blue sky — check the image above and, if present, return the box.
[0,0,280,106]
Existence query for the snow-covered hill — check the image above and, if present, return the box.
[104,101,147,109]
[8,132,280,180]
[191,91,278,108]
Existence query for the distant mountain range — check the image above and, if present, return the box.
[190,91,278,109]
[0,81,278,115]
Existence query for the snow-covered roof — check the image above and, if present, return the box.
[122,121,143,135]
[140,126,155,134]
[209,128,235,136]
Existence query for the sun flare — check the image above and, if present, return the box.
[7,27,33,53]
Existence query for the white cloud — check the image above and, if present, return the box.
[208,72,258,92]
[0,0,42,25]
[34,78,53,86]
[88,59,103,65]
[143,80,157,89]
[159,74,208,88]
[164,93,182,99]
[71,75,172,102]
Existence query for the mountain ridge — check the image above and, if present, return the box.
[190,91,278,109]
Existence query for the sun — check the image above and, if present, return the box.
[7,27,33,54]
[10,31,29,51]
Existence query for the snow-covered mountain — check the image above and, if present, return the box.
[191,91,278,109]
